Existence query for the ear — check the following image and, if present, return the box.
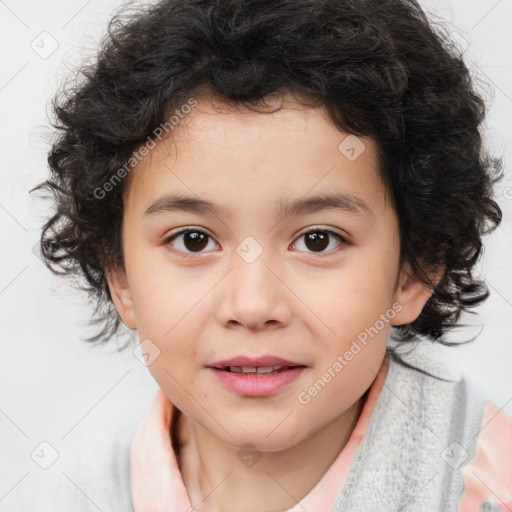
[391,261,444,326]
[105,266,137,329]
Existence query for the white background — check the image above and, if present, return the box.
[0,0,511,509]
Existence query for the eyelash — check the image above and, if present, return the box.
[164,227,349,259]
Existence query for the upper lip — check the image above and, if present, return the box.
[207,355,306,369]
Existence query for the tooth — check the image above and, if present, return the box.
[256,366,275,374]
[227,365,290,374]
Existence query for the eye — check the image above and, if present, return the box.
[291,228,348,256]
[164,227,349,259]
[164,228,218,257]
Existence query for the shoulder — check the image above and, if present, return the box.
[456,401,512,512]
[385,349,512,511]
[53,421,135,511]
[48,372,157,512]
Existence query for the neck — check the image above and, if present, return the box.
[171,391,368,512]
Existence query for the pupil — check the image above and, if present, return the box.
[305,231,329,252]
[185,231,208,251]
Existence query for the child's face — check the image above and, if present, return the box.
[108,94,435,451]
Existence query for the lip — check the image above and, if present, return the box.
[208,366,306,397]
[207,355,305,369]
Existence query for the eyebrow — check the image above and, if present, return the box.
[144,191,374,220]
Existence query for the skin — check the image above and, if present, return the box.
[106,93,441,512]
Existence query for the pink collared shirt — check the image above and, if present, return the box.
[130,356,512,511]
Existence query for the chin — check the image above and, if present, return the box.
[212,424,306,453]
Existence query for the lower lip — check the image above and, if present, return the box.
[208,367,306,397]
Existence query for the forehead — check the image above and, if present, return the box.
[123,94,392,224]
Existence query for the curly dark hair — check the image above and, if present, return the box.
[31,0,503,350]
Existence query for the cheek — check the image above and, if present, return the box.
[291,254,395,373]
[299,261,394,331]
[127,257,198,334]
[129,271,207,359]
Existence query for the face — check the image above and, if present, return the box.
[107,94,436,451]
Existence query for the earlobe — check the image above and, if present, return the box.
[105,266,137,329]
[391,263,444,326]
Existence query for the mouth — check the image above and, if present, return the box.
[207,354,307,370]
[207,362,307,397]
[206,355,308,396]
[211,364,305,376]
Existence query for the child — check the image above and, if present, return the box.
[31,0,512,510]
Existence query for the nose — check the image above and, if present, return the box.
[215,249,293,332]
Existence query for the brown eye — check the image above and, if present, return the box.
[165,229,217,256]
[304,231,329,252]
[292,229,347,255]
[182,231,208,251]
